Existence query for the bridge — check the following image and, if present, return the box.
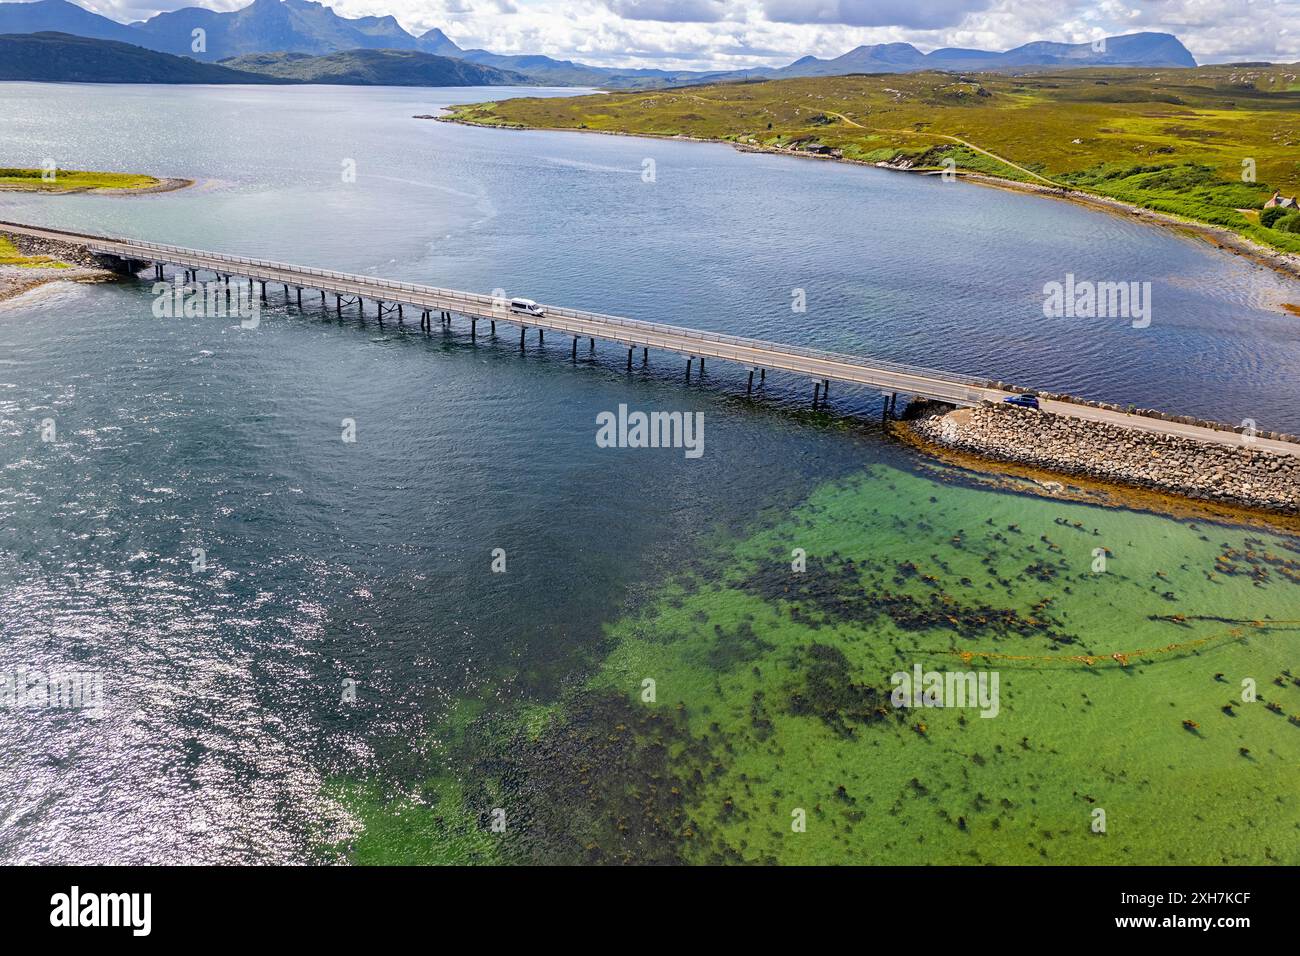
[3,219,1296,458]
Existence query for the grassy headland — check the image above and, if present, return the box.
[0,230,122,303]
[444,65,1300,258]
[0,235,67,268]
[0,166,185,194]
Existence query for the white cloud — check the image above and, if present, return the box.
[604,0,733,22]
[762,0,992,30]
[70,0,1300,70]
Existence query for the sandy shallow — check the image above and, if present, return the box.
[0,266,119,304]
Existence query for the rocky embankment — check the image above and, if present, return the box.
[906,403,1300,514]
[0,230,118,303]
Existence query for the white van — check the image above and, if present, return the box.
[509,298,546,317]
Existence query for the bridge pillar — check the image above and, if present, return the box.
[813,382,821,406]
[335,294,341,318]
[538,329,544,345]
[823,379,829,401]
[686,357,693,381]
[520,326,526,349]
[747,370,753,393]
[642,348,648,365]
[588,338,593,350]
[627,348,632,372]
[398,304,403,323]
[260,282,266,304]
[761,368,765,382]
[471,318,476,339]
[297,288,303,308]
[491,321,496,334]
[572,337,577,360]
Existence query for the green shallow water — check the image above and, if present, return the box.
[327,464,1300,865]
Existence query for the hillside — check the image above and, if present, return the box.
[445,66,1300,256]
[0,31,282,83]
[221,48,528,85]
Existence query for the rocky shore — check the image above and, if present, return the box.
[0,229,117,303]
[905,402,1300,515]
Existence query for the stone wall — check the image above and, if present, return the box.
[906,403,1300,514]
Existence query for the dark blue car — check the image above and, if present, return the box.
[1002,394,1040,410]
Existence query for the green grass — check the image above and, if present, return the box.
[446,64,1300,254]
[0,235,68,268]
[0,166,161,193]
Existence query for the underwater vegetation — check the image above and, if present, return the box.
[328,465,1300,865]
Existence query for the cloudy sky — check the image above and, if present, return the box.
[79,0,1300,70]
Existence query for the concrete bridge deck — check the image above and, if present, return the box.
[3,219,1296,458]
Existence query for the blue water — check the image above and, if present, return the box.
[1,83,1298,863]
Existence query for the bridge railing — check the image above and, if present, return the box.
[14,222,993,391]
[126,238,990,388]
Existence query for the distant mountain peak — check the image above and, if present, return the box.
[778,30,1195,78]
[418,26,460,56]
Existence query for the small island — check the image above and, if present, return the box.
[0,166,192,301]
[0,165,191,194]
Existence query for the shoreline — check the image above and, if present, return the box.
[955,172,1300,284]
[0,266,119,304]
[900,402,1300,526]
[0,228,124,302]
[894,418,1300,534]
[0,176,194,196]
[436,113,1300,288]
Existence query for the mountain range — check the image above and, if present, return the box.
[777,33,1197,77]
[0,0,1200,88]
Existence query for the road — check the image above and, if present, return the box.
[2,218,1295,458]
